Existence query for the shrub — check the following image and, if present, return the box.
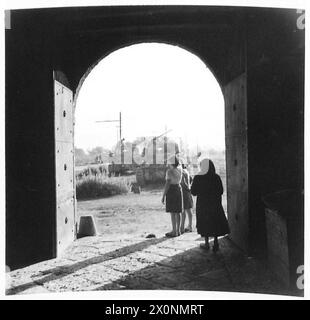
[76,175,133,200]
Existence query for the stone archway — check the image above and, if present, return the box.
[6,6,303,270]
[57,42,248,254]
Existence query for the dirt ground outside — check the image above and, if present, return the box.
[77,187,192,238]
[77,184,227,238]
[7,187,290,296]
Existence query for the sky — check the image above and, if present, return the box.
[75,43,225,153]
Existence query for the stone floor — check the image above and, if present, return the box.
[6,233,292,296]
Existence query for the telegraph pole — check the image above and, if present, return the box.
[119,112,122,142]
[119,112,124,165]
[95,112,124,164]
[164,125,168,165]
[96,112,122,141]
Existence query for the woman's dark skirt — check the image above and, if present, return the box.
[182,188,193,210]
[196,197,230,237]
[166,184,183,213]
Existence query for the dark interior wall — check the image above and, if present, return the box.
[246,9,304,257]
[51,6,246,92]
[6,6,246,269]
[5,15,56,269]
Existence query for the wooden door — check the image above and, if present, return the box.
[224,73,249,253]
[54,76,76,255]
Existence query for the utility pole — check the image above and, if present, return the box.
[96,112,122,142]
[119,112,124,165]
[95,111,124,164]
[119,112,122,142]
[164,125,168,165]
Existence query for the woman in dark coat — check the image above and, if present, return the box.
[191,158,229,252]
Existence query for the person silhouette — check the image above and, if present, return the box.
[191,158,229,252]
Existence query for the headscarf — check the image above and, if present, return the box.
[197,158,216,175]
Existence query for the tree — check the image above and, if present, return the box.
[87,146,110,163]
[74,147,88,166]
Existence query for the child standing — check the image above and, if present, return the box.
[191,158,229,252]
[180,164,193,233]
[162,156,183,237]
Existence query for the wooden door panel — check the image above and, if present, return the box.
[54,79,75,255]
[224,73,249,252]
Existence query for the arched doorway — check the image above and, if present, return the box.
[53,42,248,255]
[7,6,283,271]
[72,42,226,239]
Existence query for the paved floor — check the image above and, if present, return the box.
[6,233,291,296]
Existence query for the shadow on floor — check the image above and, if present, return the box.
[6,236,168,295]
[93,237,290,295]
[7,236,295,296]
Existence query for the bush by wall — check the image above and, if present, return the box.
[76,176,133,200]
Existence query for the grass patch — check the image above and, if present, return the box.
[76,175,135,200]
